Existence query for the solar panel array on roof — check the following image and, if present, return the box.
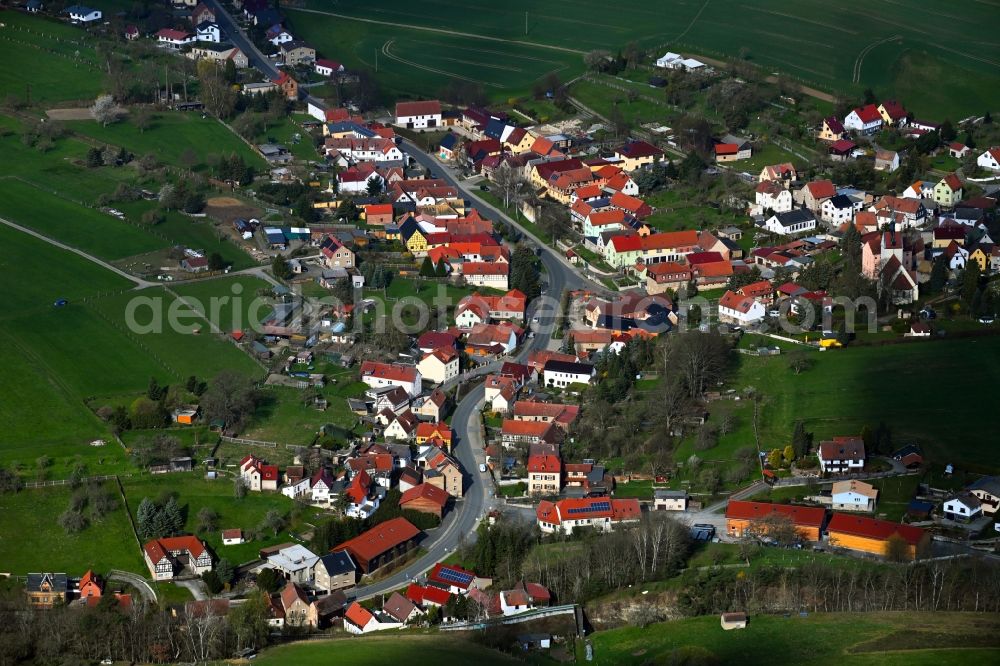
[567,501,610,515]
[435,567,474,585]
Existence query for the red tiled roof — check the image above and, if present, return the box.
[360,360,417,383]
[609,234,642,252]
[942,173,963,191]
[805,179,836,200]
[502,419,555,438]
[739,280,773,299]
[527,452,561,473]
[819,436,865,462]
[827,514,926,545]
[396,100,441,117]
[222,529,242,540]
[143,535,207,562]
[463,262,508,276]
[415,422,452,442]
[725,500,825,528]
[399,482,449,509]
[334,517,421,563]
[879,99,908,121]
[719,290,756,314]
[617,140,663,159]
[536,499,560,525]
[853,104,882,123]
[344,601,374,629]
[714,143,739,155]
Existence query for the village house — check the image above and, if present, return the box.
[967,476,1000,515]
[762,209,816,236]
[417,347,459,385]
[542,359,595,388]
[280,582,312,627]
[343,602,403,634]
[831,480,878,512]
[267,544,320,585]
[934,173,963,208]
[725,500,825,541]
[222,529,244,545]
[718,290,766,327]
[613,140,663,171]
[976,147,1000,171]
[874,149,900,172]
[143,536,212,580]
[799,179,837,212]
[755,181,793,214]
[818,117,846,142]
[313,551,356,593]
[536,497,641,535]
[826,514,928,559]
[279,41,315,67]
[654,489,688,511]
[640,261,692,295]
[818,437,866,474]
[527,442,562,495]
[360,360,422,397]
[843,104,883,135]
[943,492,983,522]
[25,573,68,608]
[759,162,797,185]
[239,454,279,491]
[499,582,551,617]
[395,100,442,129]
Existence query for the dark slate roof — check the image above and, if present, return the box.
[317,551,356,576]
[27,573,68,593]
[439,133,458,150]
[773,209,816,227]
[484,118,507,140]
[828,194,853,209]
[543,360,595,375]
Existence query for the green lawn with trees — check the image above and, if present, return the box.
[0,482,146,575]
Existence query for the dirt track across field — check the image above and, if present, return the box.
[207,197,244,207]
[45,108,95,120]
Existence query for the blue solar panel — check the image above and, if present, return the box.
[567,501,611,515]
[435,567,473,584]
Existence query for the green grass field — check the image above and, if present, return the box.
[242,368,368,447]
[66,113,264,170]
[587,612,1000,665]
[171,275,275,333]
[0,482,146,575]
[0,179,166,260]
[735,338,1000,472]
[0,11,104,104]
[289,0,1000,118]
[254,635,517,665]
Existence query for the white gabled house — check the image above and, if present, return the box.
[761,209,816,236]
[196,21,222,43]
[718,290,765,326]
[395,100,442,129]
[754,181,793,214]
[65,5,102,22]
[831,480,877,512]
[943,493,982,522]
[977,147,1000,172]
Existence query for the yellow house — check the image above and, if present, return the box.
[400,218,428,255]
[505,127,537,154]
[934,173,963,208]
[818,117,846,142]
[613,140,664,172]
[969,246,989,272]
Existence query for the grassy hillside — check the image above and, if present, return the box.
[734,337,1000,472]
[254,635,517,665]
[289,0,1000,118]
[587,612,1000,665]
